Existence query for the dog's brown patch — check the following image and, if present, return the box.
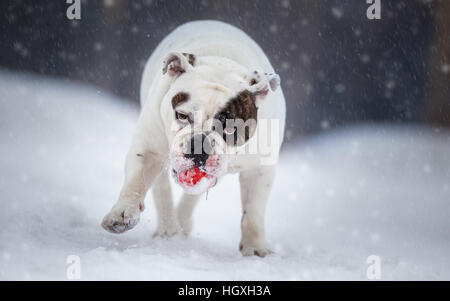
[182,53,196,66]
[171,92,190,109]
[214,90,258,145]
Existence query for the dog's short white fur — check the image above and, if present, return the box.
[102,20,286,257]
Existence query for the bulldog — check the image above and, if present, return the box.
[101,20,286,257]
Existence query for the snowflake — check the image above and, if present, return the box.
[93,42,103,52]
[320,120,330,130]
[331,7,343,19]
[269,24,278,33]
[370,233,381,242]
[103,0,115,7]
[335,83,346,93]
[360,54,370,64]
[441,64,450,74]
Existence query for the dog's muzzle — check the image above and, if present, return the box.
[183,133,213,166]
[171,133,219,195]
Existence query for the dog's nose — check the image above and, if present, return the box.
[184,134,213,166]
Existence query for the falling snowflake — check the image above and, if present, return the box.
[335,83,346,93]
[269,24,278,33]
[370,233,381,242]
[320,120,330,130]
[441,64,450,74]
[93,42,103,52]
[360,54,371,64]
[424,164,432,174]
[103,0,115,7]
[331,7,343,19]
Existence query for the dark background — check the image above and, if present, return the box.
[1,0,449,141]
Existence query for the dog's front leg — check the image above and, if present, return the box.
[239,165,276,257]
[102,142,165,234]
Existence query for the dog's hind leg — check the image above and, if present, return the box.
[238,165,275,257]
[152,169,178,238]
[177,193,202,236]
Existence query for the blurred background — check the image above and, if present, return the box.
[1,0,449,142]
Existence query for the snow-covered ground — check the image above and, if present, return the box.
[1,70,449,280]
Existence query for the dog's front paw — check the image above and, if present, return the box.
[239,241,274,258]
[101,202,143,234]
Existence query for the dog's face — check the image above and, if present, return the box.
[162,52,280,194]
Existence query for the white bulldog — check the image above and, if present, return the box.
[102,20,286,257]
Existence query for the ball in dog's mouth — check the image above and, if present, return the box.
[174,166,217,195]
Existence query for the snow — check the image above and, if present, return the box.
[1,70,450,280]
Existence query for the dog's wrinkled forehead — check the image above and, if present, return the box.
[170,82,233,119]
[166,56,244,115]
[164,52,262,92]
[164,52,280,127]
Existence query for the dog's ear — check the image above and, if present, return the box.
[163,52,195,77]
[248,70,280,103]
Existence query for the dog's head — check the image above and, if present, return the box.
[162,52,280,194]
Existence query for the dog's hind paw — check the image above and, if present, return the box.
[152,222,178,238]
[239,241,274,258]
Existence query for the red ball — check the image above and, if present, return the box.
[178,166,207,186]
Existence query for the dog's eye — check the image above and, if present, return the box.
[176,112,190,123]
[223,127,236,135]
